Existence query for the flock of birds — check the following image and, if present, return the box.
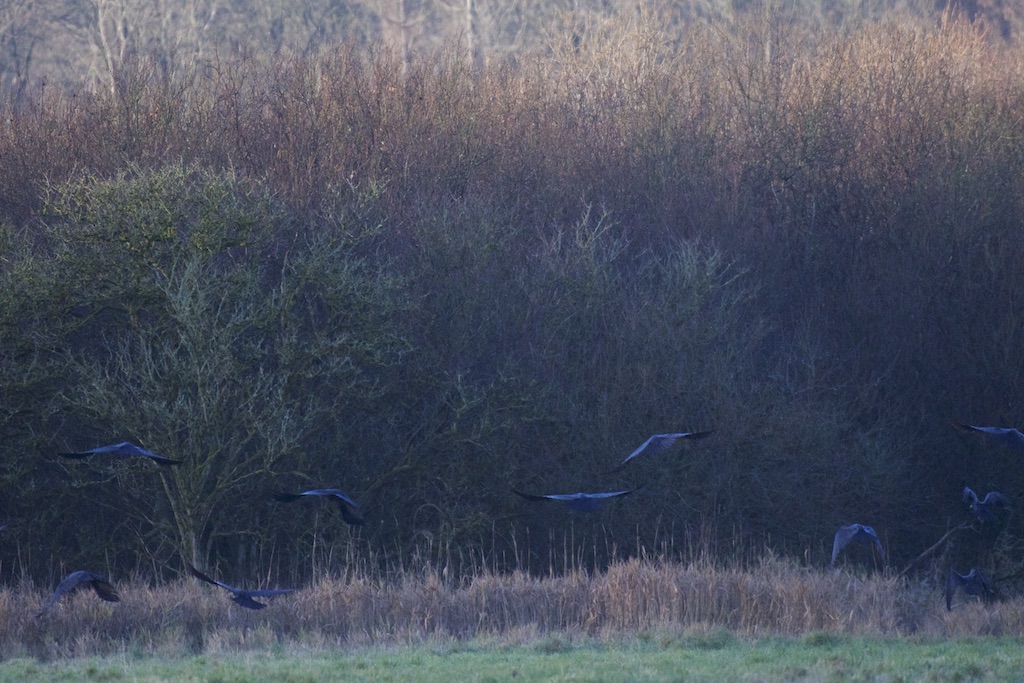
[36,443,366,615]
[829,423,1022,610]
[35,422,1024,615]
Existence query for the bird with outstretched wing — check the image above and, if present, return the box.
[962,486,1011,524]
[188,565,296,610]
[830,523,885,566]
[512,487,643,513]
[607,431,714,473]
[37,570,120,617]
[953,423,1024,451]
[273,488,364,526]
[946,567,993,611]
[59,441,181,466]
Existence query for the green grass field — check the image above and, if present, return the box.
[3,634,1022,682]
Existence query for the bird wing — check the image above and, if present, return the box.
[979,426,1024,448]
[580,488,641,499]
[79,442,141,456]
[38,570,115,615]
[190,564,295,606]
[92,443,134,454]
[38,571,89,613]
[322,489,361,507]
[229,588,297,609]
[89,577,121,603]
[832,525,873,565]
[963,569,989,593]
[535,493,584,502]
[120,443,181,465]
[611,435,672,471]
[995,428,1024,449]
[609,431,714,473]
[512,488,553,502]
[60,442,180,464]
[275,489,364,524]
[831,526,854,565]
[188,564,240,594]
[981,491,1011,507]
[274,489,353,502]
[232,594,268,610]
[852,524,883,551]
[972,570,992,595]
[868,533,885,561]
[336,499,365,525]
[520,489,640,502]
[958,424,1024,450]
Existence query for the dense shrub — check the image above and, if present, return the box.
[1,14,1023,590]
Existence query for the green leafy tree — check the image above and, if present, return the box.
[15,165,403,573]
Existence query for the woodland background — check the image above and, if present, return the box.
[2,0,1024,591]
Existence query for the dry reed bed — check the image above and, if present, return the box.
[1,557,1020,660]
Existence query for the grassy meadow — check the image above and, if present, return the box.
[4,635,1024,682]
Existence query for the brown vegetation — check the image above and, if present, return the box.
[3,556,1022,660]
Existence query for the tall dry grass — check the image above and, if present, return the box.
[2,556,1019,660]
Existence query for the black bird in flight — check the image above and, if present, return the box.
[512,487,642,512]
[830,523,885,566]
[59,441,181,466]
[962,487,1011,524]
[946,567,993,611]
[952,423,1024,451]
[607,431,714,473]
[188,565,297,610]
[37,570,120,617]
[273,488,364,526]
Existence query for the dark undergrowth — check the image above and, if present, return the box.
[1,13,1023,591]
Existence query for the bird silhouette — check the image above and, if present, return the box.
[945,567,992,611]
[59,441,181,466]
[830,523,885,566]
[273,488,364,526]
[188,565,296,610]
[37,570,120,616]
[607,431,714,473]
[962,487,1011,524]
[512,487,642,512]
[953,423,1024,451]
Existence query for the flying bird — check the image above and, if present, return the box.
[962,487,1011,524]
[273,488,364,526]
[37,570,120,617]
[830,523,885,566]
[953,423,1024,451]
[608,431,714,473]
[59,441,181,466]
[512,487,642,513]
[188,565,296,610]
[946,567,993,611]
